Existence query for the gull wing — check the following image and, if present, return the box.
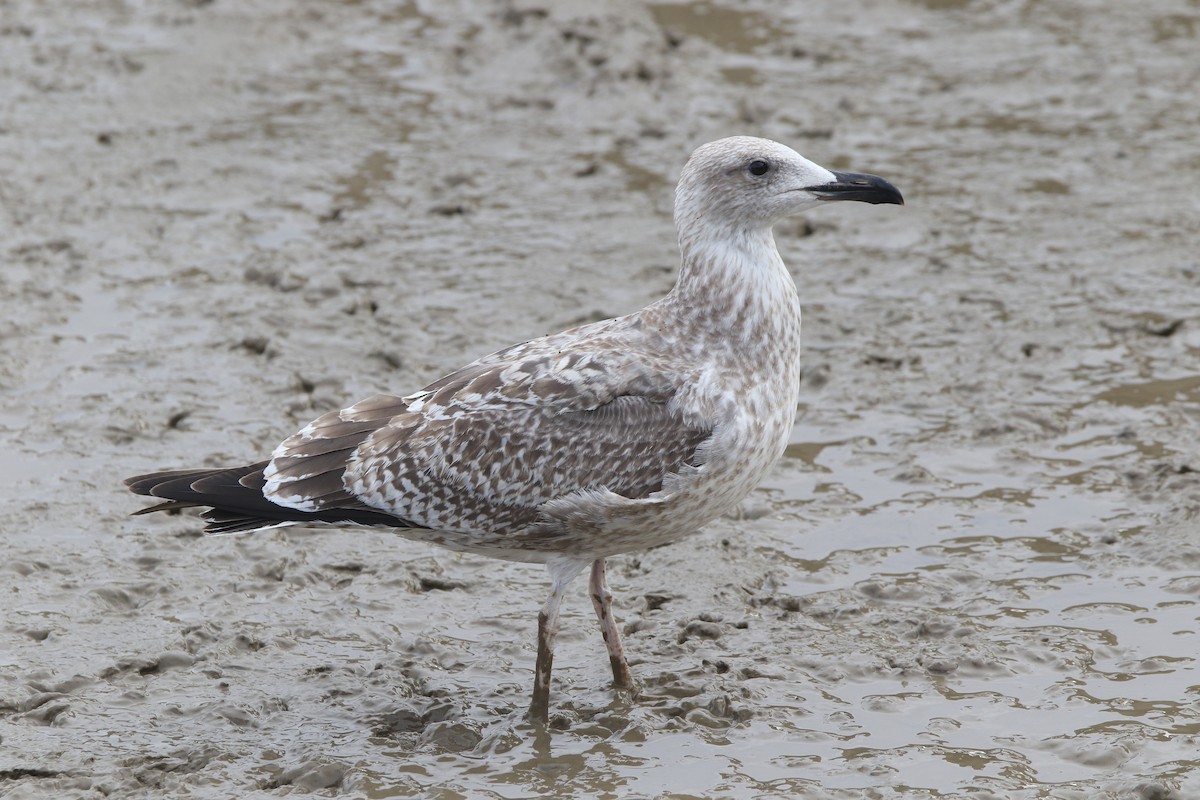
[264,338,711,536]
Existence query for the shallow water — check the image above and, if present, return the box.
[2,0,1199,798]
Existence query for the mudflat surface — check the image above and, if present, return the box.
[2,1,1199,798]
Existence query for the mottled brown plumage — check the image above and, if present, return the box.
[126,136,903,722]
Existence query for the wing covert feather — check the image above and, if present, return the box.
[264,324,710,537]
[344,339,711,534]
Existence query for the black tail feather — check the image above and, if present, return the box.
[124,462,413,534]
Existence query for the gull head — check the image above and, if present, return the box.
[674,136,903,240]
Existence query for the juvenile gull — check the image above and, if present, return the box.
[126,136,903,722]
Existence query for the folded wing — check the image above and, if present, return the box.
[265,345,711,536]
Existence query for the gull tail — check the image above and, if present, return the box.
[124,463,408,534]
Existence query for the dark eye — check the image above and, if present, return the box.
[748,159,770,176]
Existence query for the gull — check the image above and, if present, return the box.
[125,136,903,722]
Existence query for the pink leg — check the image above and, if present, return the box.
[589,558,633,689]
[529,580,566,723]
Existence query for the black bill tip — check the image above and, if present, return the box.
[808,170,904,206]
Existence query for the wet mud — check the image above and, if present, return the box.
[2,0,1199,798]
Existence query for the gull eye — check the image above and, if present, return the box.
[748,159,770,176]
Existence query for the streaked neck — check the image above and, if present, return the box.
[657,224,799,343]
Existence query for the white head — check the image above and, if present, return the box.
[674,136,903,245]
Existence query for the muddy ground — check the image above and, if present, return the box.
[2,0,1199,798]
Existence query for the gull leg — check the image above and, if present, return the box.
[530,580,566,723]
[589,558,633,690]
[529,559,586,723]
